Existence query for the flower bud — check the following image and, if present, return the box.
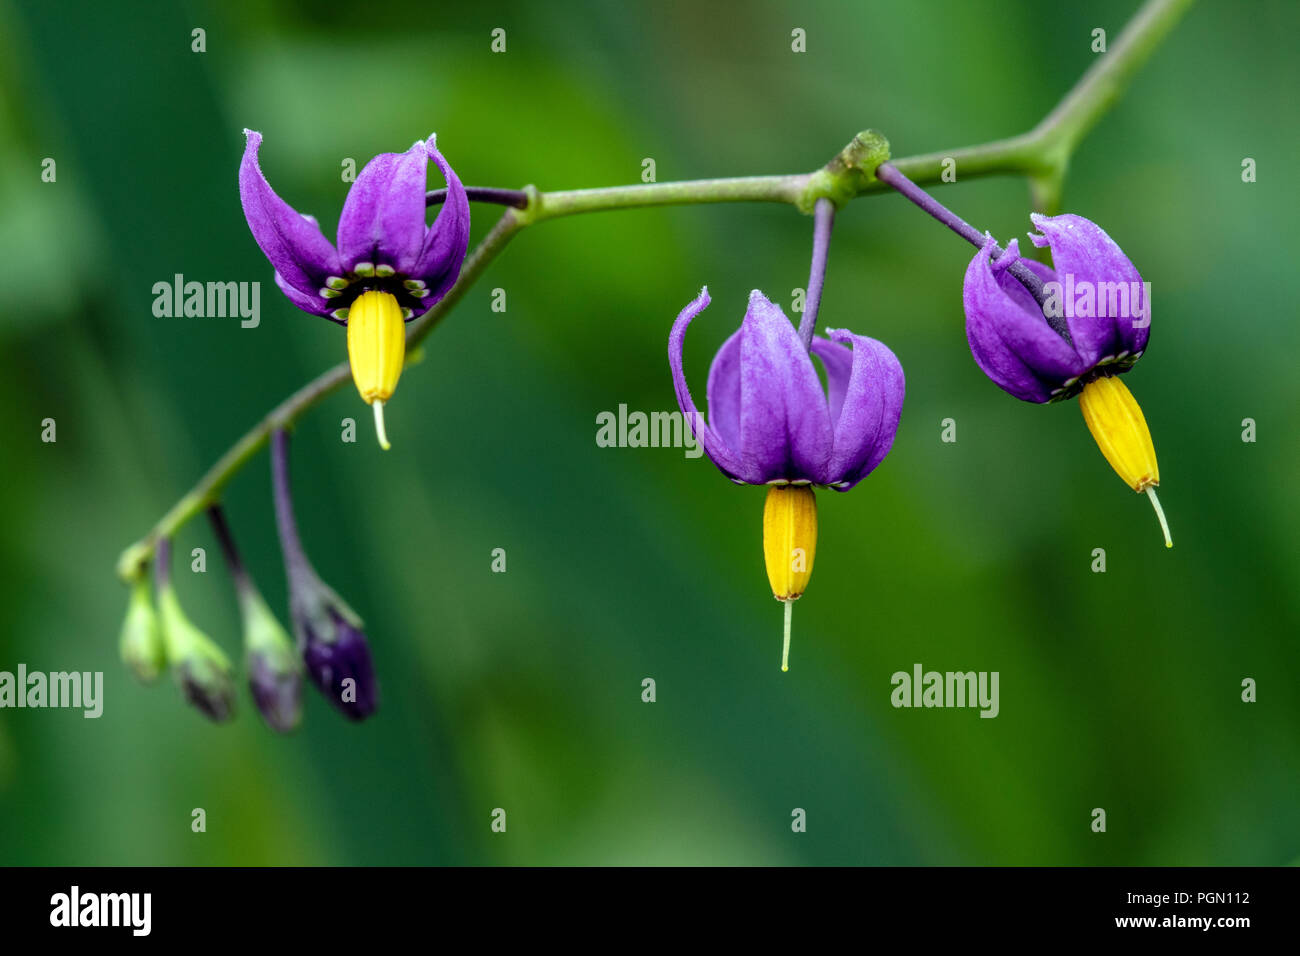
[292,582,379,721]
[240,590,302,733]
[157,585,236,722]
[347,289,406,450]
[303,613,379,721]
[119,574,165,684]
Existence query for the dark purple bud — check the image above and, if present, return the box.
[299,610,379,721]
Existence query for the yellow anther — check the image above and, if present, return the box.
[1079,375,1172,548]
[346,290,406,450]
[762,485,818,670]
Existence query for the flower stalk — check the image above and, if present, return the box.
[797,198,836,348]
[875,162,1058,325]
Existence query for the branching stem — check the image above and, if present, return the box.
[115,0,1192,582]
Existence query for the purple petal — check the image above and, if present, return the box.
[704,327,742,453]
[239,130,342,300]
[811,330,905,489]
[964,236,1088,403]
[336,138,432,275]
[996,248,1058,314]
[409,140,471,316]
[668,289,755,483]
[811,329,853,429]
[274,272,342,322]
[1029,213,1147,363]
[735,291,832,483]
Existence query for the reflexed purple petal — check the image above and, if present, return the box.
[274,271,341,321]
[964,236,1088,403]
[239,130,342,300]
[337,138,431,275]
[995,250,1057,315]
[811,331,853,428]
[1029,213,1147,364]
[409,139,471,315]
[811,330,905,489]
[704,327,742,453]
[668,289,755,483]
[736,291,832,483]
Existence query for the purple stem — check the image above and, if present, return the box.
[270,429,309,574]
[206,504,251,597]
[797,198,836,349]
[874,162,1068,337]
[426,186,530,209]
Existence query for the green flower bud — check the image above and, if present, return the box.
[157,585,236,723]
[119,575,165,684]
[239,589,302,733]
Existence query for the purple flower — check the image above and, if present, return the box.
[964,213,1148,404]
[669,288,904,490]
[238,129,470,325]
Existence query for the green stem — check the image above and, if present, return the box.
[528,175,810,220]
[1030,0,1196,165]
[115,0,1191,582]
[864,0,1194,193]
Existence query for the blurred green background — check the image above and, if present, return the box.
[0,0,1296,866]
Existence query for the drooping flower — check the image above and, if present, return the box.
[963,213,1170,546]
[670,288,904,490]
[270,429,379,721]
[669,287,905,669]
[964,214,1147,403]
[239,130,470,448]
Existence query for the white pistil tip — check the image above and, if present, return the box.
[781,600,793,672]
[1145,486,1172,548]
[373,400,391,451]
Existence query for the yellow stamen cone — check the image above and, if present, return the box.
[1078,375,1172,548]
[346,290,406,450]
[762,485,817,671]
